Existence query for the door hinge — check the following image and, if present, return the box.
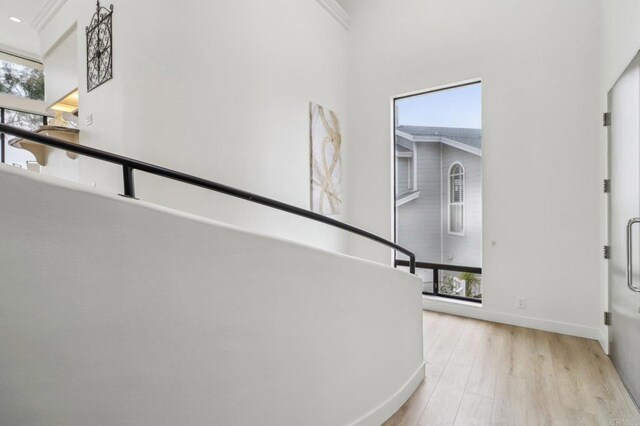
[604,245,611,259]
[604,311,611,326]
[603,112,611,126]
[604,179,611,193]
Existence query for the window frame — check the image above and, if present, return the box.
[0,106,48,165]
[448,161,465,236]
[394,142,417,197]
[0,51,45,101]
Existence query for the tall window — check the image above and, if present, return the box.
[393,81,482,302]
[448,162,464,235]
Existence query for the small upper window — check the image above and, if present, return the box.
[449,162,464,235]
[0,53,44,101]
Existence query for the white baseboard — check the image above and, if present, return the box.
[422,297,600,340]
[599,326,610,354]
[351,361,425,426]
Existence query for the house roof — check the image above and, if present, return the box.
[396,126,482,150]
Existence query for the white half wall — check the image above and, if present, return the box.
[0,165,423,426]
[343,0,602,340]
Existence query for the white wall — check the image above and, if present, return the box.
[42,26,77,107]
[0,164,424,426]
[39,0,351,255]
[343,0,602,339]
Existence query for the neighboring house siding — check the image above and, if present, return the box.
[397,157,409,193]
[440,145,482,267]
[396,142,442,262]
[396,135,412,195]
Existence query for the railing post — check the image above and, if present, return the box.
[409,255,416,274]
[122,165,136,198]
[433,267,439,295]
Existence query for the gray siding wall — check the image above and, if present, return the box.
[396,142,442,262]
[396,157,409,194]
[440,146,482,267]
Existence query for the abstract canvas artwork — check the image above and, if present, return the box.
[310,103,342,215]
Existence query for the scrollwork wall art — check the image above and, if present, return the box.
[310,103,342,215]
[86,1,113,92]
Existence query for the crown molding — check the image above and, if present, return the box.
[32,0,68,33]
[315,0,351,30]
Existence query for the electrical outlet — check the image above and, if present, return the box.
[517,297,526,309]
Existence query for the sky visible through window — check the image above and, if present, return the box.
[396,83,481,129]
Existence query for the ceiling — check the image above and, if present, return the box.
[0,0,48,59]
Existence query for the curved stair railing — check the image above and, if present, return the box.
[0,124,416,274]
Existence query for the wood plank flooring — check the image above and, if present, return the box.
[384,311,640,425]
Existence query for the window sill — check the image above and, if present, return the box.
[395,190,420,207]
[422,294,482,308]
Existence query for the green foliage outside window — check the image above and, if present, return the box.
[0,60,45,101]
[460,272,481,299]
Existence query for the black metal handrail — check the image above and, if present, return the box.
[0,123,416,273]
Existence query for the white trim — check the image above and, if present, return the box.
[422,298,600,340]
[396,190,420,207]
[31,0,67,33]
[395,130,482,156]
[409,135,443,143]
[412,141,418,190]
[394,78,482,100]
[396,129,420,141]
[395,151,413,158]
[315,0,352,30]
[0,93,49,116]
[440,137,482,156]
[350,361,425,426]
[396,129,414,148]
[448,161,465,236]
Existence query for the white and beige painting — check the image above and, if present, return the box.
[310,103,342,215]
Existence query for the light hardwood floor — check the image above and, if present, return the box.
[384,311,640,425]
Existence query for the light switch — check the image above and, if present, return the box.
[85,114,93,126]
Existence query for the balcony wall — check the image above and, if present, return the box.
[0,165,423,425]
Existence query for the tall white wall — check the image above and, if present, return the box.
[0,165,423,426]
[42,26,77,107]
[343,0,602,339]
[39,0,350,254]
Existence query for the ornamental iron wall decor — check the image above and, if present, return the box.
[86,1,113,92]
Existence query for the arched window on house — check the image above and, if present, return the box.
[448,162,465,235]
